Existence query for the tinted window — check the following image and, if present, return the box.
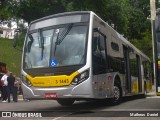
[111,42,119,51]
[129,51,138,77]
[92,31,107,75]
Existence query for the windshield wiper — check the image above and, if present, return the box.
[27,34,34,53]
[56,23,73,45]
[53,23,73,57]
[38,29,44,60]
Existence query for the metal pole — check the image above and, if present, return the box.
[150,0,156,90]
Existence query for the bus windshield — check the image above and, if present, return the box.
[23,24,88,69]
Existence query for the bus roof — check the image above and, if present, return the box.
[30,11,91,25]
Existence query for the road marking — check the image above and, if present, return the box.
[18,99,24,100]
[147,96,160,98]
[99,109,160,111]
[52,112,74,120]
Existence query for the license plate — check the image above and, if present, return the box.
[45,93,57,98]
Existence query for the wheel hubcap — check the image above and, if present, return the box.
[114,86,120,101]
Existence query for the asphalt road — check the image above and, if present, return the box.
[1,93,160,120]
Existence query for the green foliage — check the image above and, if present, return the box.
[126,0,151,40]
[0,38,22,77]
[67,0,128,35]
[0,0,151,39]
[0,0,19,27]
[16,23,27,47]
[17,32,25,47]
[130,30,153,60]
[16,0,66,23]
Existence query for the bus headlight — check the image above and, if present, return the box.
[71,70,89,85]
[22,75,32,87]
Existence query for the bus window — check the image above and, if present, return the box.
[143,61,151,79]
[92,31,107,75]
[108,56,125,74]
[129,52,138,77]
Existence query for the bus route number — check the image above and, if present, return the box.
[55,79,69,84]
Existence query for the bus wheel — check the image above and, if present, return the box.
[57,99,75,106]
[111,84,122,105]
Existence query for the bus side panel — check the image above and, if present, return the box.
[92,73,113,98]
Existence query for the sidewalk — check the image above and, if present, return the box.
[0,94,24,101]
[146,85,160,98]
[17,94,24,100]
[147,85,156,95]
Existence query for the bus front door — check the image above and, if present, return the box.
[123,46,131,94]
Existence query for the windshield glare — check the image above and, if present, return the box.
[24,25,87,69]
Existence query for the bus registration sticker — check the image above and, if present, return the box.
[50,59,57,67]
[45,93,57,98]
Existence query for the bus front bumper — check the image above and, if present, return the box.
[21,81,93,100]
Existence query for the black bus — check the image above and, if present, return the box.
[155,9,160,95]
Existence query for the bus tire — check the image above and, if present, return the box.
[110,84,122,105]
[57,99,75,106]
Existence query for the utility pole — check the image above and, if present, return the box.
[150,0,156,89]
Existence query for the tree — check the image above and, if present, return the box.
[16,0,66,24]
[0,0,153,60]
[127,0,151,40]
[130,30,152,60]
[0,0,19,27]
[67,0,128,35]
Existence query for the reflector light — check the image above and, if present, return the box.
[108,76,112,80]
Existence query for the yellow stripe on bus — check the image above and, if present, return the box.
[146,81,152,91]
[26,71,79,87]
[132,81,138,93]
[157,92,160,96]
[158,61,160,65]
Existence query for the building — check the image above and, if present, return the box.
[0,27,16,39]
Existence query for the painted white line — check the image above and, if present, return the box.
[147,96,160,98]
[100,109,160,111]
[52,112,74,120]
[18,99,24,100]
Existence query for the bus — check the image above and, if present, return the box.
[21,11,152,106]
[155,9,160,95]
